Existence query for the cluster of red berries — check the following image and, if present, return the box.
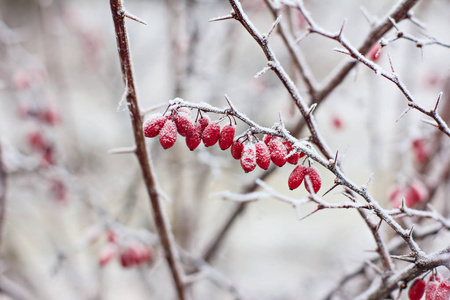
[388,180,428,208]
[98,231,154,268]
[408,273,450,300]
[143,106,323,194]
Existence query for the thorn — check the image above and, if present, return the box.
[108,146,137,154]
[322,183,339,197]
[338,18,347,37]
[434,92,443,112]
[298,208,320,221]
[390,254,415,262]
[267,15,282,38]
[387,53,396,73]
[308,103,317,115]
[375,219,382,232]
[421,119,439,128]
[125,12,147,25]
[254,66,271,79]
[333,47,350,55]
[209,13,235,22]
[388,17,399,31]
[294,31,310,44]
[396,106,412,122]
[408,224,415,238]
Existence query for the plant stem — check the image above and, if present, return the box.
[109,1,186,299]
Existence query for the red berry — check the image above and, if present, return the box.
[240,144,256,173]
[435,280,450,300]
[177,107,191,115]
[405,181,428,207]
[219,124,235,150]
[159,120,177,149]
[202,123,221,147]
[185,122,202,151]
[408,278,426,300]
[107,230,117,243]
[283,140,300,165]
[98,244,118,267]
[331,115,343,130]
[255,141,270,170]
[174,112,194,137]
[426,280,440,300]
[39,109,61,126]
[388,185,403,208]
[304,166,321,194]
[231,139,244,160]
[263,134,273,145]
[268,138,287,167]
[119,248,135,268]
[367,43,382,62]
[143,113,168,138]
[288,165,307,190]
[27,130,47,151]
[198,115,210,132]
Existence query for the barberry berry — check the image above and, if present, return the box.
[143,113,168,138]
[159,120,177,149]
[174,111,194,137]
[240,144,256,173]
[283,140,300,165]
[408,278,426,300]
[268,138,287,167]
[255,141,270,170]
[231,139,244,160]
[198,115,210,132]
[185,122,202,151]
[263,134,273,145]
[219,124,236,150]
[202,122,221,147]
[288,165,307,190]
[304,166,322,194]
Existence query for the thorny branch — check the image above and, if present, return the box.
[109,1,186,299]
[197,0,450,297]
[201,0,424,265]
[294,0,450,137]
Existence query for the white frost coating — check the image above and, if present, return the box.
[240,143,256,172]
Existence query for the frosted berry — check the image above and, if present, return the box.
[304,166,322,194]
[268,138,287,167]
[219,124,235,150]
[255,141,270,170]
[240,144,256,173]
[174,112,194,137]
[202,123,221,147]
[408,278,426,300]
[426,280,440,300]
[288,165,307,190]
[120,248,135,268]
[263,134,273,145]
[231,139,244,160]
[185,122,202,151]
[159,120,177,149]
[177,107,191,115]
[435,280,450,300]
[198,115,210,132]
[143,113,168,138]
[283,140,300,165]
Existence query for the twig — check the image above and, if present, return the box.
[109,1,186,299]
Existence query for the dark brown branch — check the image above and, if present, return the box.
[109,1,186,299]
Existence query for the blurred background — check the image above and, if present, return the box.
[0,0,449,299]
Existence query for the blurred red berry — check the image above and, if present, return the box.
[408,278,426,300]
